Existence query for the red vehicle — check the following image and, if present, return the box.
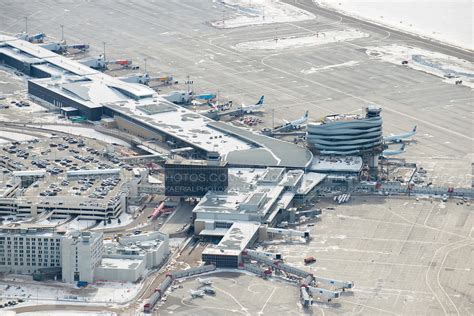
[304,256,316,264]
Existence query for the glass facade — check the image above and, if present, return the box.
[202,254,238,268]
[165,161,228,197]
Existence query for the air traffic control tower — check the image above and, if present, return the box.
[306,106,383,169]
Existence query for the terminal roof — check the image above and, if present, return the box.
[202,222,260,256]
[309,156,363,173]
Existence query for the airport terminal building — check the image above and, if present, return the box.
[0,34,314,170]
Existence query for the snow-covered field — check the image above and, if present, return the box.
[20,312,116,316]
[365,44,474,88]
[211,0,315,28]
[234,28,368,50]
[301,60,360,74]
[316,0,473,50]
[0,278,140,305]
[0,131,38,142]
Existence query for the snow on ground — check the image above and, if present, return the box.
[301,60,360,74]
[33,218,67,226]
[15,100,48,114]
[0,131,38,141]
[365,44,474,88]
[0,278,140,305]
[90,211,134,231]
[211,0,315,28]
[316,0,473,50]
[90,281,141,303]
[20,312,116,316]
[60,217,97,231]
[37,125,130,146]
[148,175,162,184]
[234,28,368,50]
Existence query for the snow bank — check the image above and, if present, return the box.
[301,60,360,74]
[20,312,116,316]
[365,44,474,88]
[316,0,473,50]
[0,278,140,306]
[211,0,315,28]
[90,211,134,231]
[234,29,368,50]
[0,131,38,141]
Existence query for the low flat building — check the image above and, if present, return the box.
[193,167,326,231]
[202,222,260,268]
[96,231,169,282]
[95,258,145,283]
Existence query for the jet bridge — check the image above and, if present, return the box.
[244,249,354,292]
[243,250,310,278]
[306,285,341,301]
[311,275,354,291]
[266,227,310,239]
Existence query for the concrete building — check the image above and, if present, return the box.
[202,222,260,268]
[0,226,103,284]
[193,168,325,233]
[96,231,169,282]
[0,226,64,274]
[61,231,104,283]
[0,139,132,221]
[0,224,169,284]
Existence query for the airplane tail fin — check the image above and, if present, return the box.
[413,125,417,132]
[256,96,264,106]
[401,144,406,151]
[304,110,309,118]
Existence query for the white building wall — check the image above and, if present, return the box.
[0,231,62,274]
[194,212,254,222]
[94,259,145,283]
[61,232,104,283]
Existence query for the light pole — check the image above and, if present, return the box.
[60,24,64,41]
[24,17,28,33]
[102,41,106,60]
[144,57,147,74]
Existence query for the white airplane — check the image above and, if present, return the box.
[239,96,265,114]
[382,144,406,156]
[384,126,417,144]
[281,110,309,130]
[197,278,213,286]
[16,32,46,43]
[189,289,205,298]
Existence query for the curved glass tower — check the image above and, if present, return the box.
[306,106,383,156]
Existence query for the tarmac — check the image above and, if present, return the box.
[159,196,473,315]
[0,0,472,315]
